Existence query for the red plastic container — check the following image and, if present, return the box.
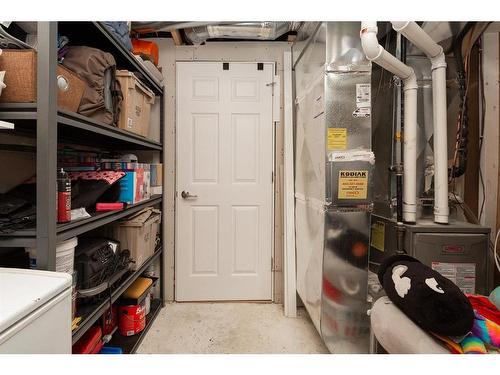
[118,304,145,336]
[72,326,103,354]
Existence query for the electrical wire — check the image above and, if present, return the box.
[478,36,486,222]
[448,24,489,222]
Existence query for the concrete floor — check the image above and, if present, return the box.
[137,302,329,354]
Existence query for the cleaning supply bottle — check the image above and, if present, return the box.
[57,168,71,223]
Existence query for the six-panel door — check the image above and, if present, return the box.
[176,61,274,301]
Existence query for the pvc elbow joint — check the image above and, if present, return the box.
[391,21,410,32]
[360,26,383,61]
[430,51,447,71]
[403,72,418,91]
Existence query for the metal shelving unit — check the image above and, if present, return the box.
[0,21,166,351]
[0,196,163,247]
[106,298,162,353]
[72,248,163,344]
[0,104,163,150]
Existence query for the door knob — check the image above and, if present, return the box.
[181,191,198,199]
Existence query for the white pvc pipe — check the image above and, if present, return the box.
[392,21,449,224]
[370,297,449,354]
[361,22,417,223]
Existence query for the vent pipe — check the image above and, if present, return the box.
[360,21,418,223]
[391,21,449,224]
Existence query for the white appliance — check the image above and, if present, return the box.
[0,268,72,353]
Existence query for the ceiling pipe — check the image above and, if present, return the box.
[360,21,418,224]
[392,21,449,224]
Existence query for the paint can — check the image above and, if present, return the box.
[118,304,145,336]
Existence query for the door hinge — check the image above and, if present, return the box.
[271,257,274,271]
[271,171,274,183]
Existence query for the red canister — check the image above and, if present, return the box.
[118,304,145,336]
[57,168,71,223]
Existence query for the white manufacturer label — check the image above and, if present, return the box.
[356,83,371,108]
[352,107,371,118]
[127,118,133,129]
[431,262,476,294]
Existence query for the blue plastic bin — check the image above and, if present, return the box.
[100,346,123,354]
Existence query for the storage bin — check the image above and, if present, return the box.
[116,70,155,137]
[72,326,103,354]
[119,277,154,308]
[26,236,78,273]
[99,346,123,354]
[0,49,86,112]
[148,96,161,142]
[110,208,161,270]
[131,39,159,66]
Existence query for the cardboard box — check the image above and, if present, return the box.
[150,164,163,187]
[117,164,151,204]
[150,186,163,196]
[118,171,138,204]
[111,208,161,270]
[143,170,151,201]
[0,49,86,112]
[116,70,155,137]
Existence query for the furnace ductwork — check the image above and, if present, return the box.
[184,22,303,44]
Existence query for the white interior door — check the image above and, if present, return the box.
[176,61,274,301]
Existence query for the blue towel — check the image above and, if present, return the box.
[102,22,133,51]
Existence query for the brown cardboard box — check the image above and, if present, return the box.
[116,70,155,137]
[150,163,163,187]
[110,207,161,270]
[0,49,86,113]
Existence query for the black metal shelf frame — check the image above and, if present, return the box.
[0,196,163,247]
[32,21,165,271]
[58,196,163,241]
[72,249,163,344]
[92,22,163,95]
[0,104,163,151]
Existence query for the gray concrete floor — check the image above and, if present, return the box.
[137,302,329,354]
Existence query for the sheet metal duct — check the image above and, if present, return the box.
[294,22,373,354]
[131,22,227,34]
[184,22,303,44]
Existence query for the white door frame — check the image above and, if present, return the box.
[174,60,277,301]
[283,51,297,317]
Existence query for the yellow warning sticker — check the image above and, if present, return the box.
[371,221,385,251]
[328,128,347,150]
[338,170,368,199]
